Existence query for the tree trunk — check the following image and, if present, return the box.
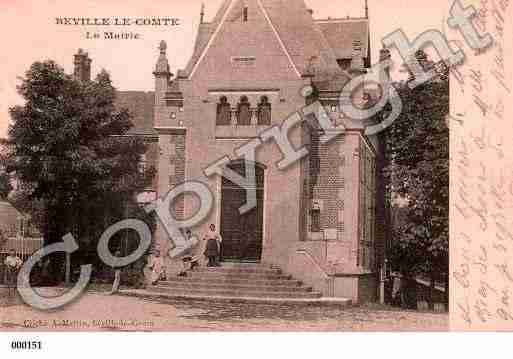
[65,252,71,286]
[428,270,436,311]
[400,272,418,309]
[444,275,449,311]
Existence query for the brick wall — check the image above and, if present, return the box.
[303,130,346,242]
[168,133,186,220]
[144,139,159,191]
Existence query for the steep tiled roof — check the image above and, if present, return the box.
[115,91,156,136]
[316,18,369,60]
[261,0,343,77]
[182,0,356,81]
[183,0,231,76]
[212,0,232,24]
[183,22,215,76]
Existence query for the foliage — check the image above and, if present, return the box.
[384,51,449,281]
[0,146,13,200]
[0,171,12,200]
[3,60,156,264]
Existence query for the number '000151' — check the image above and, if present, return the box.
[11,341,42,350]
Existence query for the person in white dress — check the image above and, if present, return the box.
[4,249,23,294]
[145,249,165,285]
[203,224,223,267]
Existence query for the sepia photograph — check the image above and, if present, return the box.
[0,0,510,345]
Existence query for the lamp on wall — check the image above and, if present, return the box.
[170,112,176,119]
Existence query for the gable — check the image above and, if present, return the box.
[189,0,301,82]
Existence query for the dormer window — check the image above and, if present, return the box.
[243,6,248,22]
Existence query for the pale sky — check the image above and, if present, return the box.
[0,0,452,138]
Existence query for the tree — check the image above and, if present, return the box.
[0,171,12,200]
[384,51,449,309]
[4,60,155,279]
[0,145,13,251]
[0,144,13,200]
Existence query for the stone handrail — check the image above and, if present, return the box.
[295,249,335,297]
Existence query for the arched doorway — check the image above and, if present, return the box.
[220,160,265,262]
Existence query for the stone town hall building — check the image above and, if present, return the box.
[74,0,387,302]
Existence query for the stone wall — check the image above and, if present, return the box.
[167,132,186,220]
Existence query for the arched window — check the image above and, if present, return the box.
[216,96,231,125]
[237,96,251,125]
[257,96,271,125]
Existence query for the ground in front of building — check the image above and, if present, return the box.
[1,289,447,331]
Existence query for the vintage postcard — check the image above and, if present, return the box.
[0,0,511,345]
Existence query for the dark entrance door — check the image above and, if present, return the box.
[220,161,264,262]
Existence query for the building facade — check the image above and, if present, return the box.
[73,0,384,302]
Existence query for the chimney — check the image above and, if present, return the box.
[200,3,205,24]
[73,49,92,82]
[404,50,431,84]
[350,39,365,74]
[379,47,391,80]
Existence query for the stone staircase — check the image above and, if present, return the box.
[120,262,352,306]
[150,262,322,299]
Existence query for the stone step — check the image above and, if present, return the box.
[148,285,323,299]
[217,262,269,269]
[190,266,282,275]
[162,277,303,287]
[158,281,313,293]
[141,263,330,302]
[184,270,293,281]
[120,289,353,307]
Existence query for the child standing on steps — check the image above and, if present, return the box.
[204,224,222,267]
[177,229,200,277]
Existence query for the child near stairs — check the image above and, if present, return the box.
[177,229,200,277]
[204,224,222,267]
